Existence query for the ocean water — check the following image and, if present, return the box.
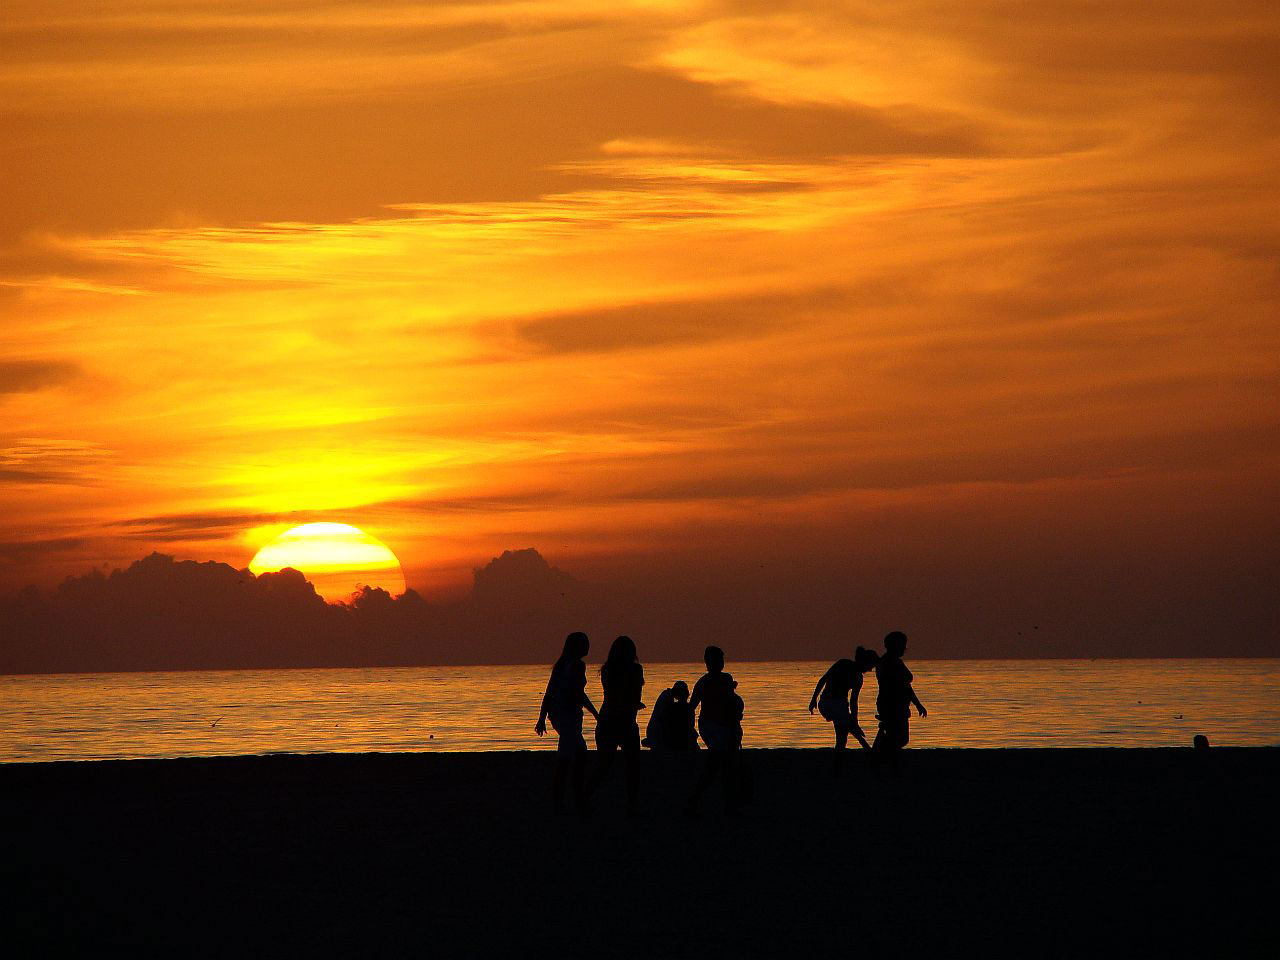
[1,659,1277,762]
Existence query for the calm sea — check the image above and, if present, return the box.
[1,659,1277,762]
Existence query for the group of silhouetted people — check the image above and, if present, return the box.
[809,630,926,766]
[535,629,925,816]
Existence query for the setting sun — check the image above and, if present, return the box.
[248,523,406,603]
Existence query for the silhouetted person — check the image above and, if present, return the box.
[536,631,598,814]
[873,630,926,766]
[644,680,699,751]
[809,646,880,764]
[587,635,645,814]
[1193,734,1210,749]
[686,646,742,815]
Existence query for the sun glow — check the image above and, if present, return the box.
[248,523,407,602]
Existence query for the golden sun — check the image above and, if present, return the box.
[248,522,407,603]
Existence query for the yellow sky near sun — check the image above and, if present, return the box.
[1,0,1277,598]
[248,522,407,600]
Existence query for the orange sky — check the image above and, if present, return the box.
[1,2,1277,649]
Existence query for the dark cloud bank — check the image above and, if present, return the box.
[0,549,585,673]
[1,545,1275,673]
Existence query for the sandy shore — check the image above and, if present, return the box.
[4,748,1276,957]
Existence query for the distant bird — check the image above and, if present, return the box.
[1174,714,1183,719]
[210,717,223,728]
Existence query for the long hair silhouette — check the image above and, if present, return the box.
[559,630,590,665]
[601,634,637,674]
[535,631,597,815]
[588,635,645,814]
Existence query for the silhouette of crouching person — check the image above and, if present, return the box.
[644,680,698,751]
[536,631,599,814]
[685,646,744,816]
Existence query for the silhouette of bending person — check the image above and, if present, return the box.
[686,646,742,815]
[587,635,645,815]
[809,645,880,761]
[872,630,926,765]
[644,680,698,751]
[536,631,599,814]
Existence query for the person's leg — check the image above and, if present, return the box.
[587,730,616,796]
[591,748,615,789]
[623,724,640,815]
[722,748,739,813]
[622,749,638,816]
[687,751,721,814]
[871,719,891,776]
[878,719,906,775]
[830,720,849,775]
[572,743,589,813]
[553,751,570,813]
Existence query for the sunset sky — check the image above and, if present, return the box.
[2,1,1276,653]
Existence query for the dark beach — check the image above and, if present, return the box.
[4,748,1276,958]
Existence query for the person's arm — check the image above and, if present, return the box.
[689,679,704,741]
[582,690,600,720]
[851,692,870,749]
[535,674,553,736]
[808,667,831,713]
[909,685,927,717]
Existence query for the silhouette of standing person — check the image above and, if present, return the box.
[535,631,599,814]
[686,645,741,815]
[809,646,880,764]
[588,635,645,815]
[644,680,698,751]
[872,630,926,766]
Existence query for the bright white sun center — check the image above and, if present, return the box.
[248,522,406,602]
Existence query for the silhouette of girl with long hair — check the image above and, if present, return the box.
[535,631,598,814]
[873,630,926,765]
[809,646,879,758]
[588,635,645,815]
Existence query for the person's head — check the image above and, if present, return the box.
[606,635,637,664]
[884,631,908,657]
[671,680,690,701]
[854,645,880,672]
[704,645,725,672]
[559,631,589,662]
[1193,734,1210,749]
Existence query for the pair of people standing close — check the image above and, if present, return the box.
[536,633,644,815]
[536,636,744,815]
[810,630,926,765]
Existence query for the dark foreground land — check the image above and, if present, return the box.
[4,748,1277,958]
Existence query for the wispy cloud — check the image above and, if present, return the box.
[0,360,81,395]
